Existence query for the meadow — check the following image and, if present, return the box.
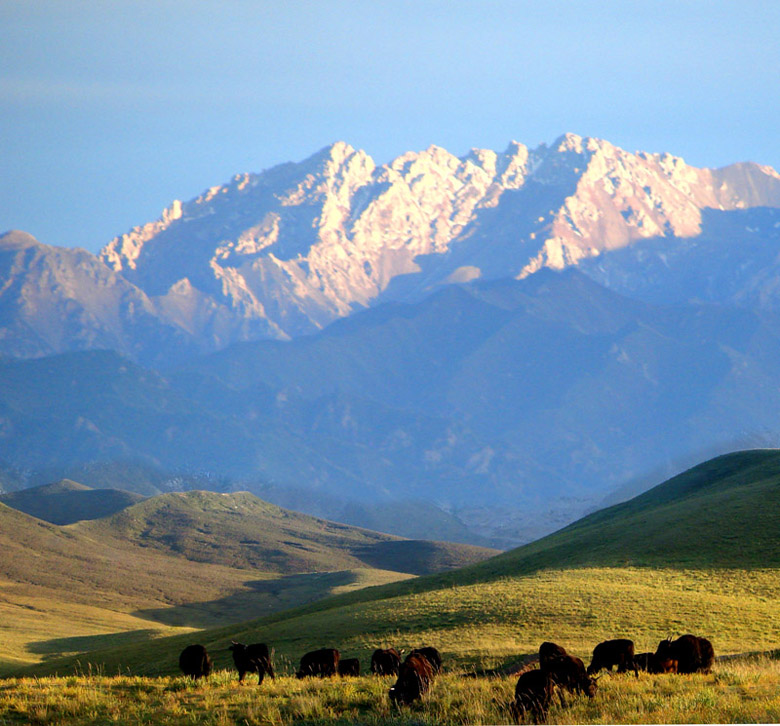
[18,564,780,680]
[3,658,780,725]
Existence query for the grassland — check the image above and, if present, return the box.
[18,564,780,681]
[7,449,780,725]
[3,658,780,725]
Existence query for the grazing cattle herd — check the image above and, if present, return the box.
[179,632,714,723]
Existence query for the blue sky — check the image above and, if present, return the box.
[2,0,779,252]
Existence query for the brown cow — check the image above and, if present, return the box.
[389,653,435,705]
[296,648,340,678]
[655,635,714,674]
[509,669,555,724]
[179,644,212,680]
[371,648,401,676]
[338,658,360,677]
[587,639,638,677]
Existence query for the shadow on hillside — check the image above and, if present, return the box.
[27,629,159,658]
[133,570,362,629]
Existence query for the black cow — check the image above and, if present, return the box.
[371,647,401,676]
[634,651,677,674]
[655,635,714,674]
[179,644,212,680]
[296,648,340,678]
[229,641,274,684]
[587,639,638,677]
[410,646,442,674]
[542,653,597,699]
[338,658,360,676]
[389,653,435,705]
[509,669,555,724]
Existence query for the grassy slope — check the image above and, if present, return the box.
[22,449,780,678]
[0,489,496,674]
[78,489,498,575]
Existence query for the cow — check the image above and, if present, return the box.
[587,639,638,677]
[228,641,274,685]
[179,644,212,680]
[296,648,340,678]
[338,658,360,677]
[634,651,677,674]
[655,635,714,674]
[542,652,597,701]
[371,648,402,676]
[389,653,435,706]
[509,669,555,724]
[410,646,442,674]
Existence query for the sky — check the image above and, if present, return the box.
[2,0,779,252]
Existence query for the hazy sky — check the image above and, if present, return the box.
[2,0,779,252]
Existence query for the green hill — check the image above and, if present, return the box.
[22,449,780,678]
[475,448,780,574]
[0,479,145,525]
[0,487,497,673]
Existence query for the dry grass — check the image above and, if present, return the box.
[2,658,780,724]
[16,565,780,687]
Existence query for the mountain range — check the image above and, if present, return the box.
[3,133,780,543]
[5,270,780,545]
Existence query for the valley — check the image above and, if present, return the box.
[4,136,780,724]
[0,485,496,674]
[3,450,780,723]
[11,450,780,677]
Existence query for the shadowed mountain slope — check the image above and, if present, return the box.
[172,270,780,541]
[6,271,780,545]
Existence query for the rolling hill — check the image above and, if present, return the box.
[23,449,780,678]
[0,487,497,673]
[0,479,144,525]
